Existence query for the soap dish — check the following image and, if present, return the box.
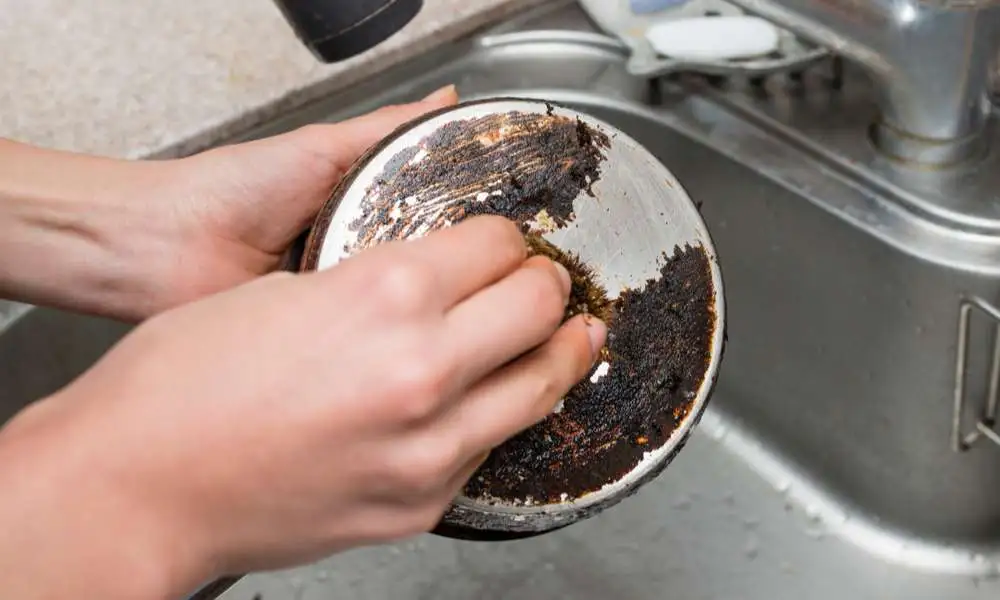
[579,0,829,79]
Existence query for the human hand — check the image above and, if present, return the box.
[0,86,458,321]
[0,216,607,599]
[142,85,460,316]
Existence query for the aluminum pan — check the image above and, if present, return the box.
[299,98,726,536]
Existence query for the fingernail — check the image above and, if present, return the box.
[552,261,572,297]
[422,84,458,104]
[582,314,608,359]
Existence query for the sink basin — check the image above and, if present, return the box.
[5,2,1000,598]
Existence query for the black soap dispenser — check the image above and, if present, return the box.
[272,0,424,63]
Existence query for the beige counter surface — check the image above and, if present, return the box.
[0,0,540,160]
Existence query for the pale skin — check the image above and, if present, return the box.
[0,86,607,599]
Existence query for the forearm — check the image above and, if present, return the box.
[0,398,208,600]
[0,139,172,321]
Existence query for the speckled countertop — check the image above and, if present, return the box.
[0,0,541,160]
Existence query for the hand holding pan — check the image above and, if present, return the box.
[297,98,727,539]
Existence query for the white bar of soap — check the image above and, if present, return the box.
[645,16,780,61]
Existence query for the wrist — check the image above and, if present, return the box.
[0,397,213,599]
[0,139,176,321]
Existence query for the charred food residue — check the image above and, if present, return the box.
[341,105,716,507]
[346,109,610,250]
[464,244,716,505]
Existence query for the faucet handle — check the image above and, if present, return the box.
[273,0,424,63]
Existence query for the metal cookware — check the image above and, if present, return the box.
[298,97,726,539]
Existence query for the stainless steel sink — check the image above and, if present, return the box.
[5,2,1000,598]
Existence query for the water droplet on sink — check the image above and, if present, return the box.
[722,491,736,506]
[673,495,692,510]
[802,506,826,539]
[774,480,791,494]
[743,516,761,530]
[288,576,306,600]
[744,535,760,560]
[316,570,330,582]
[709,425,728,441]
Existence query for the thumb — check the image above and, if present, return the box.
[283,84,460,177]
[181,85,460,255]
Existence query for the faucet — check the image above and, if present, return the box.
[269,0,1000,168]
[724,0,1000,166]
[272,0,423,63]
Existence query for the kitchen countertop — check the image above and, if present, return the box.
[0,0,541,160]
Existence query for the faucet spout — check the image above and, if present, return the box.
[729,0,1000,165]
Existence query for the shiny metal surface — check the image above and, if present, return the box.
[952,296,1000,452]
[299,98,725,536]
[6,2,1000,599]
[727,0,1000,165]
[578,0,830,79]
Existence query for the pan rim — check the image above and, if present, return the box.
[299,96,727,535]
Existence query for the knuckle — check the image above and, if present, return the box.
[524,261,569,325]
[412,439,462,483]
[528,369,563,409]
[482,321,597,427]
[481,216,527,257]
[392,439,462,495]
[390,389,439,425]
[373,260,436,313]
[527,380,566,424]
[397,392,440,424]
[523,338,591,416]
[389,359,450,421]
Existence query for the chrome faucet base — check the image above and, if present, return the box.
[676,61,1000,265]
[871,120,992,168]
[729,0,1000,169]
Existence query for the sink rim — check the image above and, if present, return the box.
[7,5,1000,597]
